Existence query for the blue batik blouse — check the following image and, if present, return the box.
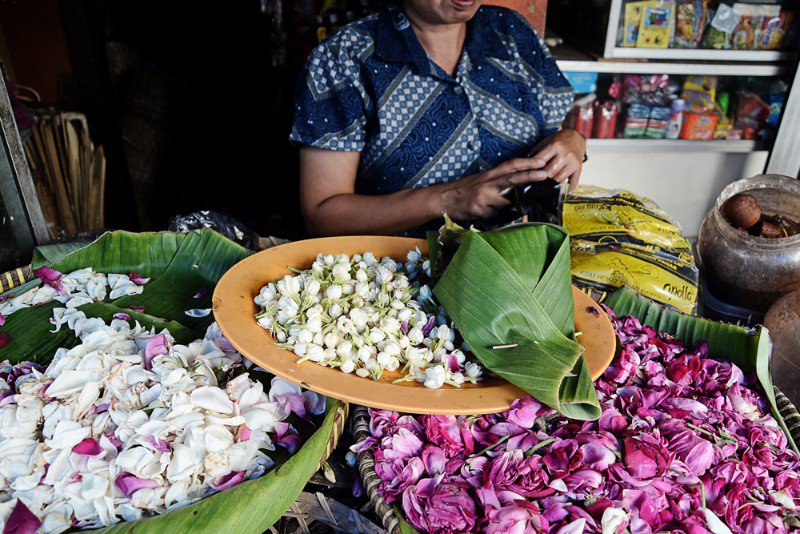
[290,3,574,196]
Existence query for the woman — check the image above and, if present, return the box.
[290,0,585,236]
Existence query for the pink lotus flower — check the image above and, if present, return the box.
[115,472,160,497]
[34,266,64,292]
[402,478,477,533]
[210,470,246,491]
[4,499,41,534]
[72,437,104,456]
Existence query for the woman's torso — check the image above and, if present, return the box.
[290,4,573,195]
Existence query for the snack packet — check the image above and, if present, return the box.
[675,0,709,47]
[564,185,699,314]
[637,1,676,48]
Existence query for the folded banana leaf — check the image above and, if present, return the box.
[605,287,796,454]
[433,223,601,421]
[0,229,346,532]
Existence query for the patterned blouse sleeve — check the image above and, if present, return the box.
[289,38,368,151]
[508,12,574,135]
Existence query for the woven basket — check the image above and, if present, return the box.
[354,390,800,533]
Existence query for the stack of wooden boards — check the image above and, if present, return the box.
[23,113,105,237]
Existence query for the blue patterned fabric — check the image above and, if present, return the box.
[290,3,574,196]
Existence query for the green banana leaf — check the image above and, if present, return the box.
[2,230,249,361]
[605,287,797,454]
[96,398,346,534]
[0,229,346,532]
[433,223,601,420]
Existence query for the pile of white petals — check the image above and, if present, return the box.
[254,250,483,389]
[0,313,325,533]
[0,268,145,320]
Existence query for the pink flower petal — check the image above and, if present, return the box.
[128,306,146,313]
[34,266,64,292]
[210,470,246,491]
[0,312,5,327]
[115,472,159,497]
[0,333,11,349]
[144,334,169,370]
[4,499,41,534]
[129,272,150,285]
[72,438,104,456]
[113,312,131,321]
[146,436,172,453]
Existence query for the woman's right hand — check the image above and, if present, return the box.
[437,158,549,221]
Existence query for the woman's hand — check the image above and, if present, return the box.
[528,129,586,189]
[438,158,549,221]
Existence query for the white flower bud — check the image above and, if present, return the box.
[297,329,313,344]
[304,279,321,296]
[341,360,356,374]
[356,368,370,378]
[369,329,386,343]
[408,327,424,346]
[323,331,339,349]
[398,308,414,322]
[325,285,343,300]
[336,340,353,357]
[329,302,343,319]
[307,316,322,333]
[323,254,335,265]
[306,344,324,361]
[332,263,351,282]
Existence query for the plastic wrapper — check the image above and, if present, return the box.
[674,0,710,48]
[168,210,259,249]
[563,185,699,314]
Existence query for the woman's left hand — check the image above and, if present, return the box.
[527,129,586,189]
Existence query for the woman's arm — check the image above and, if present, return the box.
[299,147,550,236]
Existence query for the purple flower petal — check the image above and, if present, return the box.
[0,312,5,327]
[115,472,159,497]
[128,306,146,313]
[129,272,150,285]
[210,470,246,491]
[274,421,302,453]
[146,436,172,452]
[193,288,207,299]
[4,499,41,534]
[421,316,436,335]
[34,266,64,292]
[113,312,131,321]
[72,437,104,456]
[0,333,11,349]
[94,403,109,414]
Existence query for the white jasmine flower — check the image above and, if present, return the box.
[423,365,447,389]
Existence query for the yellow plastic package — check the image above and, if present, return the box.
[564,185,699,314]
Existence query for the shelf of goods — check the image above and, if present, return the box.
[602,0,798,62]
[586,138,767,152]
